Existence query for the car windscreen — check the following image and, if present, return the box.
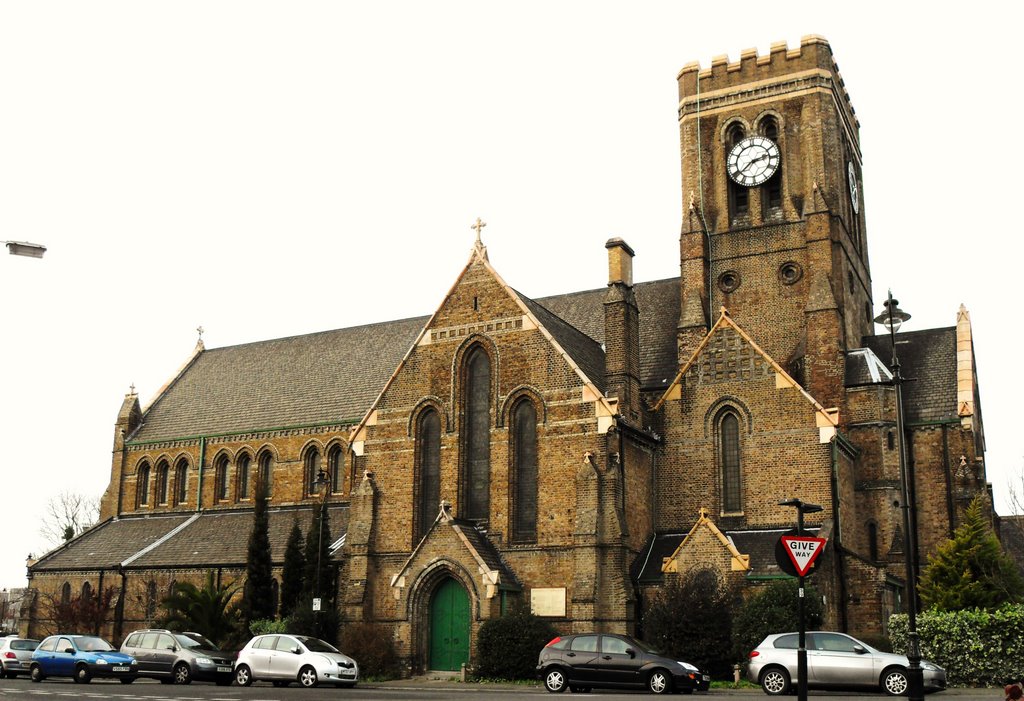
[74,636,115,652]
[10,640,39,651]
[175,633,219,650]
[296,636,338,653]
[621,636,661,655]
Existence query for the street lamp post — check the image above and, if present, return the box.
[874,292,923,701]
[4,240,47,259]
[312,467,332,621]
[778,498,823,701]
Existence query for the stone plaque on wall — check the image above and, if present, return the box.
[530,587,566,617]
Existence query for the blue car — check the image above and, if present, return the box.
[30,634,138,684]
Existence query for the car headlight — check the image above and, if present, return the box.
[195,657,213,665]
[921,662,940,671]
[677,661,698,672]
[94,658,108,665]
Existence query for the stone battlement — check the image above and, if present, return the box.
[678,35,855,122]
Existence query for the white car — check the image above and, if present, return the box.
[234,634,358,688]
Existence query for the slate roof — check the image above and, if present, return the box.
[32,514,193,571]
[632,526,821,583]
[450,520,520,588]
[31,507,348,572]
[132,277,682,443]
[862,327,957,423]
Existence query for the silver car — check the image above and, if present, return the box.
[234,634,358,688]
[1,636,40,678]
[747,632,946,696]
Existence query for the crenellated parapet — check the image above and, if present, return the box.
[678,35,858,137]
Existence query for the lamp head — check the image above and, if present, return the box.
[5,241,47,259]
[874,296,911,333]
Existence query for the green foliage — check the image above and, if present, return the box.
[280,517,305,618]
[340,622,399,679]
[642,568,736,678]
[731,578,823,663]
[286,594,340,645]
[889,604,1024,685]
[242,495,275,625]
[248,617,290,636]
[158,572,241,648]
[918,496,1024,611]
[475,602,559,680]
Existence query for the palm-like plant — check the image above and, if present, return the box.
[158,572,241,647]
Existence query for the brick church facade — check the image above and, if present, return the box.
[24,36,992,672]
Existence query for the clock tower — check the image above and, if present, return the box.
[676,35,870,409]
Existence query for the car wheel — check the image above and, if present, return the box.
[299,665,319,688]
[75,664,92,684]
[760,667,791,695]
[544,667,568,693]
[173,662,192,685]
[29,664,44,683]
[235,664,253,687]
[649,668,673,694]
[119,677,135,684]
[882,667,909,696]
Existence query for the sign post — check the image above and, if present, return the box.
[778,499,825,701]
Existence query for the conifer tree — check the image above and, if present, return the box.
[280,517,305,618]
[918,495,1024,611]
[242,491,275,625]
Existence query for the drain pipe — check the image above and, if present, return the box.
[197,437,207,511]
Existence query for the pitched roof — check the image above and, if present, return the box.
[30,507,347,572]
[132,258,680,443]
[862,327,957,423]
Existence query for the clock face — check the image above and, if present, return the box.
[848,161,860,214]
[726,136,780,187]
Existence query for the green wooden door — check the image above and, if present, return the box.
[429,578,470,671]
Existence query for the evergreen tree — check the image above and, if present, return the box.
[158,572,241,647]
[642,567,736,677]
[919,495,1024,611]
[242,492,275,625]
[280,517,305,618]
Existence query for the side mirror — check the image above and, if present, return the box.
[64,647,75,654]
[853,645,866,654]
[625,648,635,658]
[292,647,302,655]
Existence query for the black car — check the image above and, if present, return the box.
[537,633,709,694]
[120,630,233,685]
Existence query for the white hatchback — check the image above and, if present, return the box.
[234,634,358,688]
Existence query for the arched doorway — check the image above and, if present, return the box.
[429,577,470,671]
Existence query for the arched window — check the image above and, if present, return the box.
[258,452,273,498]
[81,581,92,599]
[328,445,343,494]
[137,461,151,508]
[145,580,157,620]
[215,455,230,501]
[156,460,170,505]
[461,346,491,520]
[174,458,189,505]
[719,411,742,513]
[727,123,749,222]
[512,399,538,542]
[867,521,879,561]
[760,118,782,213]
[61,582,71,604]
[416,408,441,540]
[305,448,322,496]
[237,453,252,501]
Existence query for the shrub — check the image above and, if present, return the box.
[889,604,1024,686]
[475,603,559,680]
[248,618,289,636]
[642,568,736,678]
[340,622,399,679]
[286,594,340,645]
[731,578,822,663]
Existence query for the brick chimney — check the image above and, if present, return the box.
[604,238,641,423]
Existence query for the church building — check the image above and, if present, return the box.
[24,36,991,673]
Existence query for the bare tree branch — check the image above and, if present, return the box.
[38,491,101,549]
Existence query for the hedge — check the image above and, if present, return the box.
[888,604,1024,686]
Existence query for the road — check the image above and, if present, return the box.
[0,678,1002,701]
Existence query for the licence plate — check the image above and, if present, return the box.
[217,666,232,673]
[702,675,710,681]
[112,666,130,672]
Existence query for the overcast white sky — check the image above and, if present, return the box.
[1,2,1020,589]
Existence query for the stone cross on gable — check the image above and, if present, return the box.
[471,217,487,244]
[196,325,204,342]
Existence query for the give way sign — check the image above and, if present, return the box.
[780,536,827,577]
